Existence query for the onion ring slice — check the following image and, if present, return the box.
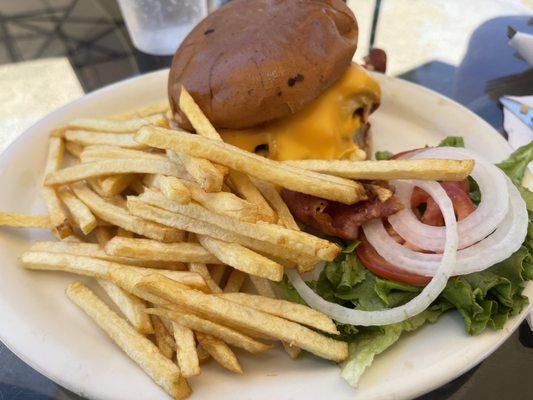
[363,178,527,276]
[287,181,458,326]
[388,147,509,251]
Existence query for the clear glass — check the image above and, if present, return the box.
[117,0,208,55]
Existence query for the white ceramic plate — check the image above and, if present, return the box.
[0,70,530,400]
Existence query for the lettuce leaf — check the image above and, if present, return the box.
[375,150,393,160]
[438,136,465,147]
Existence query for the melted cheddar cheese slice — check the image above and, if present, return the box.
[220,63,380,161]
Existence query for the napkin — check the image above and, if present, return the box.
[0,58,84,154]
[509,30,533,66]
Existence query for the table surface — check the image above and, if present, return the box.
[0,1,532,399]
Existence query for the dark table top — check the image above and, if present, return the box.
[0,1,532,399]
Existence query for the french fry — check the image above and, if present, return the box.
[136,126,367,204]
[195,332,242,374]
[136,100,170,117]
[65,281,191,399]
[209,264,226,286]
[218,293,338,334]
[252,179,299,229]
[143,175,191,204]
[367,184,393,202]
[247,276,302,359]
[94,226,114,246]
[223,269,247,293]
[126,197,320,266]
[167,150,224,193]
[29,241,185,270]
[282,159,475,181]
[57,186,97,235]
[250,179,318,273]
[198,235,283,282]
[171,322,200,378]
[136,275,348,362]
[20,251,207,290]
[179,88,277,222]
[116,227,135,238]
[134,190,339,261]
[181,179,259,222]
[196,345,210,363]
[0,212,52,229]
[42,137,72,238]
[98,175,136,197]
[45,158,187,186]
[65,131,146,149]
[68,114,166,132]
[151,314,176,359]
[227,170,277,223]
[148,308,271,354]
[105,237,220,264]
[98,279,154,335]
[80,145,168,163]
[188,263,222,293]
[65,141,83,158]
[72,182,184,242]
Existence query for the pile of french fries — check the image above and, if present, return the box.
[0,88,474,399]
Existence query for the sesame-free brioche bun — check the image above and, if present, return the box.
[168,0,358,130]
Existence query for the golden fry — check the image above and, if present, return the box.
[195,332,242,374]
[137,275,348,362]
[29,241,185,270]
[181,179,259,223]
[167,150,224,193]
[135,126,366,204]
[126,198,320,266]
[135,190,338,261]
[218,293,338,334]
[223,269,247,293]
[97,279,154,335]
[151,314,176,359]
[0,212,51,229]
[65,131,146,149]
[42,137,72,238]
[188,263,222,293]
[171,322,200,378]
[283,159,475,181]
[80,145,168,163]
[45,158,187,186]
[57,186,97,234]
[72,182,184,242]
[198,235,283,282]
[68,114,166,132]
[66,281,191,399]
[20,251,207,290]
[148,308,271,354]
[105,237,219,264]
[143,174,191,204]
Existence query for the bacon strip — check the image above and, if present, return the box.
[280,189,404,240]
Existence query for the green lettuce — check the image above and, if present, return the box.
[438,136,465,147]
[375,150,393,160]
[279,138,533,387]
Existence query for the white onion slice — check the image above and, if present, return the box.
[388,147,509,251]
[287,181,458,326]
[362,177,527,276]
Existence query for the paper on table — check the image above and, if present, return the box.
[0,58,84,154]
[509,31,533,66]
[502,95,533,185]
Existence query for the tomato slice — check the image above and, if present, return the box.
[357,149,476,286]
[356,236,431,286]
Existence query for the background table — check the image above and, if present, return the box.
[0,1,532,399]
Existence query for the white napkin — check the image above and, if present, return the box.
[509,31,533,66]
[502,95,533,180]
[0,58,83,154]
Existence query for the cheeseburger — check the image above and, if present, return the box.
[167,0,397,240]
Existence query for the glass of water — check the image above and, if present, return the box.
[117,0,208,55]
